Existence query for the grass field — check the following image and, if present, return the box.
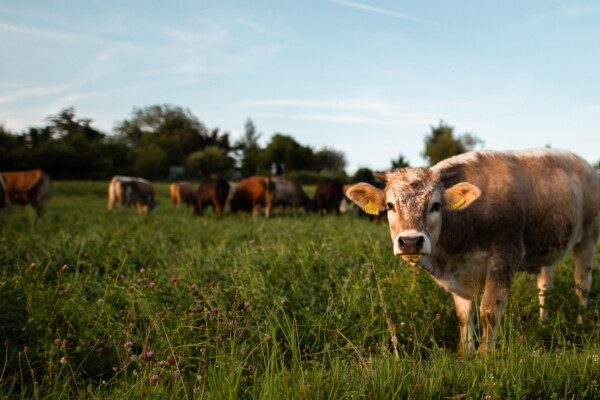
[0,181,599,399]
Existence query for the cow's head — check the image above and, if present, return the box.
[346,168,480,265]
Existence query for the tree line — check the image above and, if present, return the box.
[0,104,486,182]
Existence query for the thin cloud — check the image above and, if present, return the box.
[0,21,85,43]
[0,84,71,105]
[328,0,441,27]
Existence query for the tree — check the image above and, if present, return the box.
[130,144,167,179]
[391,154,410,169]
[313,148,346,171]
[594,160,600,171]
[352,167,374,183]
[236,118,263,177]
[115,105,212,167]
[259,134,314,174]
[185,146,234,178]
[421,120,483,166]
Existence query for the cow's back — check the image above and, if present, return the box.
[433,149,600,269]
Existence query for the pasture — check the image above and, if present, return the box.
[0,181,599,399]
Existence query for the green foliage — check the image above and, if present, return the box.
[185,146,235,179]
[236,118,262,178]
[0,181,598,398]
[391,153,410,169]
[421,120,483,166]
[352,167,375,183]
[259,133,314,174]
[313,148,346,171]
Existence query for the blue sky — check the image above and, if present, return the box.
[1,1,599,172]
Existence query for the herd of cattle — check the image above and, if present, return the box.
[0,170,371,220]
[2,148,599,356]
[107,174,365,218]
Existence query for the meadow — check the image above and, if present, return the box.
[0,181,599,399]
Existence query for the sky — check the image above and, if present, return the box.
[1,0,599,172]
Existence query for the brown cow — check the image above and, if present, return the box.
[0,169,52,221]
[196,178,230,218]
[108,176,155,214]
[346,149,600,356]
[169,181,197,209]
[314,178,344,216]
[230,176,274,217]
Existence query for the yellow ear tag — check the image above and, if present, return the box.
[364,200,379,215]
[451,198,465,209]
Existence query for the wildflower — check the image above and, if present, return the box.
[173,370,182,379]
[29,262,36,271]
[23,346,29,355]
[150,374,159,384]
[123,341,134,351]
[171,275,178,284]
[59,356,68,365]
[54,338,63,347]
[243,302,250,311]
[96,347,105,354]
[212,306,219,314]
[148,282,156,289]
[166,355,175,366]
[60,265,69,273]
[145,350,154,360]
[189,283,198,292]
[118,274,126,280]
[139,267,146,273]
[280,298,289,306]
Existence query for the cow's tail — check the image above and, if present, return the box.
[0,173,9,208]
[263,178,275,218]
[32,171,51,222]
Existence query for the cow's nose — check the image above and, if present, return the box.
[398,235,424,253]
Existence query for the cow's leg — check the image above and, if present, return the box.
[211,199,223,219]
[453,294,475,357]
[108,183,115,211]
[573,236,597,324]
[252,204,260,217]
[537,266,554,321]
[478,256,514,354]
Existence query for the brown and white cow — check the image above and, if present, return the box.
[169,181,197,209]
[346,149,600,356]
[230,176,274,217]
[108,176,155,214]
[0,169,52,221]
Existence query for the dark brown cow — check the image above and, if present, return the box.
[169,181,197,209]
[108,176,155,214]
[196,178,230,219]
[314,178,344,216]
[230,176,274,217]
[0,169,51,221]
[346,149,600,356]
[272,177,312,212]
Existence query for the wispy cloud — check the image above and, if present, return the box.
[0,84,71,105]
[328,0,441,26]
[0,21,85,43]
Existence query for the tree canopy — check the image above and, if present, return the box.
[421,120,483,166]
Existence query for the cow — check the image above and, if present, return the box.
[314,178,344,216]
[0,169,51,221]
[230,176,274,217]
[345,149,600,356]
[107,176,155,214]
[196,178,230,218]
[169,181,197,209]
[271,177,312,213]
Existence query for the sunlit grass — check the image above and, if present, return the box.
[0,181,598,399]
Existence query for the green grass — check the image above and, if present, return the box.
[0,181,599,399]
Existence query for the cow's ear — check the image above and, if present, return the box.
[346,183,386,215]
[443,182,481,211]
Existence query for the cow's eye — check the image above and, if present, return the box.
[386,202,395,211]
[430,202,441,213]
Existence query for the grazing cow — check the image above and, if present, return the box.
[196,178,230,218]
[0,169,52,221]
[272,177,312,213]
[230,176,274,217]
[169,181,197,209]
[346,149,600,356]
[108,176,155,214]
[314,178,344,216]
